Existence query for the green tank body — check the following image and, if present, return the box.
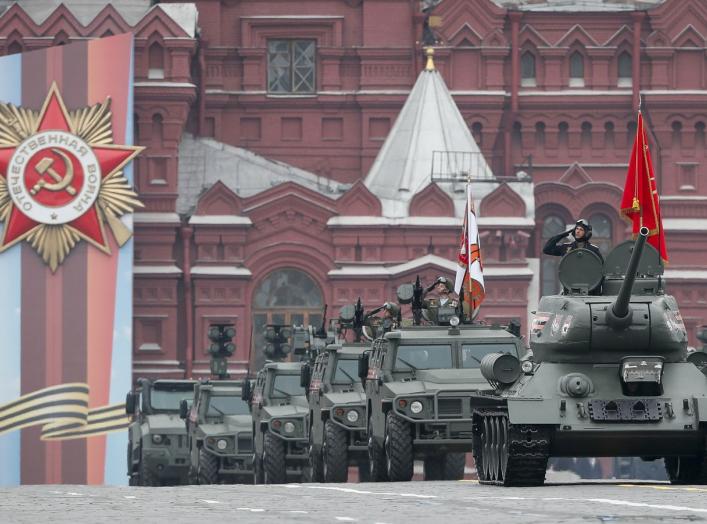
[472,228,707,486]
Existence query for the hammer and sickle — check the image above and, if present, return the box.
[29,148,77,196]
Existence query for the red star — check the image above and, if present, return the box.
[0,83,140,252]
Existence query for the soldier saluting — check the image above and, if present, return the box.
[543,218,604,262]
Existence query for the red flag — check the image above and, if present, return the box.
[620,111,668,262]
[454,183,485,318]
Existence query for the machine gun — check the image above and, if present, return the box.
[411,275,424,326]
[292,304,331,362]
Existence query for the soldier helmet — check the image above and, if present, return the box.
[383,302,400,316]
[433,276,453,292]
[573,218,593,241]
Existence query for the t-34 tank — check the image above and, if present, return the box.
[472,227,707,486]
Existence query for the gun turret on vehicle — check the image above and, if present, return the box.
[470,228,707,487]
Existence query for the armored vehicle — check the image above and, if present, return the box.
[360,322,525,482]
[179,379,253,484]
[245,361,309,484]
[302,342,369,482]
[125,378,196,486]
[472,228,707,486]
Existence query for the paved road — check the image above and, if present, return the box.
[2,478,707,523]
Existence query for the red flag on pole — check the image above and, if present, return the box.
[620,111,668,262]
[454,183,485,318]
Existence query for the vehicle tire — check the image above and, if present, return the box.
[665,456,701,484]
[323,420,349,483]
[138,459,157,487]
[423,456,444,481]
[309,429,324,482]
[263,432,287,484]
[127,443,136,485]
[384,411,413,482]
[253,452,264,484]
[368,415,388,482]
[357,461,371,482]
[198,448,219,485]
[443,452,466,480]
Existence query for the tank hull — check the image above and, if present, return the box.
[504,361,707,457]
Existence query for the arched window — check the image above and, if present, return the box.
[618,52,632,87]
[672,121,683,148]
[588,213,613,256]
[151,113,163,146]
[569,52,584,87]
[541,215,567,296]
[604,121,615,148]
[581,121,592,148]
[521,51,536,87]
[512,121,522,149]
[148,42,165,79]
[696,122,705,148]
[558,121,569,149]
[471,122,483,146]
[252,269,324,368]
[535,122,546,148]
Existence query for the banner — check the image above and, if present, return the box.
[0,34,140,485]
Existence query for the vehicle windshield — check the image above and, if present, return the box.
[270,374,305,398]
[205,393,250,416]
[461,343,518,369]
[394,345,453,371]
[149,388,194,411]
[332,358,359,384]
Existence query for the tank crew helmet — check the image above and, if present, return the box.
[433,276,453,293]
[383,302,400,316]
[573,219,593,241]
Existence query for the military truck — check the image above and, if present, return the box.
[125,378,196,486]
[179,379,253,484]
[359,321,525,482]
[302,342,369,482]
[472,228,707,486]
[245,361,309,484]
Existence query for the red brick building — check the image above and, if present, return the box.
[1,0,706,380]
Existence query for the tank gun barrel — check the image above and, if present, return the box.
[608,226,649,327]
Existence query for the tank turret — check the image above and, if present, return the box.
[530,227,687,363]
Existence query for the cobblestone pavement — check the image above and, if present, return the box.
[2,478,707,523]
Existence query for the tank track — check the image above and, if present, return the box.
[472,408,552,487]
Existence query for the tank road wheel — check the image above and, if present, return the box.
[665,457,702,484]
[474,410,550,486]
[308,429,324,482]
[323,420,349,483]
[384,411,413,482]
[198,448,219,485]
[368,416,388,482]
[443,453,466,480]
[263,432,287,484]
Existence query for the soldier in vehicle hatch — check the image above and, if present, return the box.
[543,218,604,262]
[423,276,460,324]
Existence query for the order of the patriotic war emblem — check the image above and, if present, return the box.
[0,83,143,271]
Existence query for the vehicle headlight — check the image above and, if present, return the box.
[449,315,460,327]
[346,410,359,423]
[410,401,423,414]
[521,360,534,373]
[216,439,228,450]
[283,421,296,434]
[152,434,163,444]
